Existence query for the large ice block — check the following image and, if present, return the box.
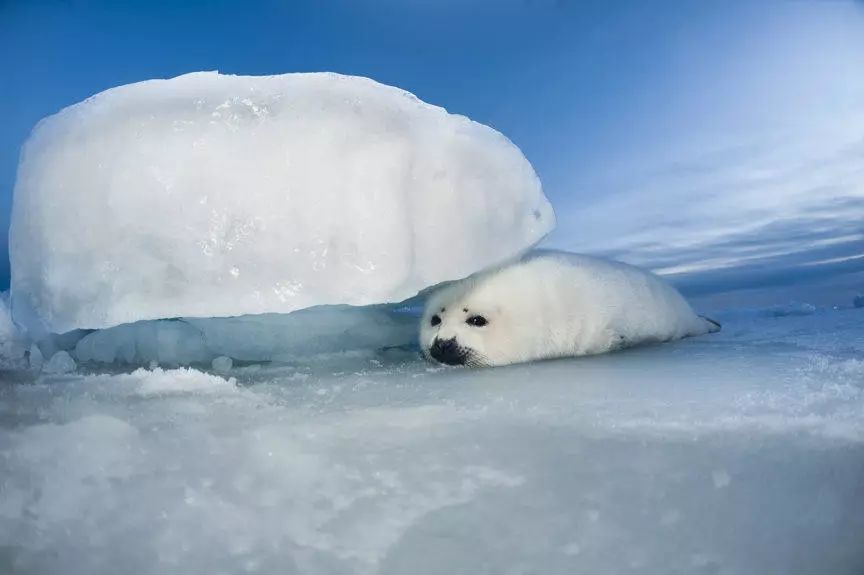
[10,72,553,333]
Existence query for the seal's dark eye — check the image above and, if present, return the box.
[430,314,441,326]
[466,315,487,327]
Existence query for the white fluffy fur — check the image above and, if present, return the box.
[420,251,719,367]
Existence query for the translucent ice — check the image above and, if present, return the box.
[27,344,43,372]
[10,71,553,334]
[73,304,417,366]
[74,319,210,367]
[211,356,233,373]
[42,350,76,374]
[0,294,29,371]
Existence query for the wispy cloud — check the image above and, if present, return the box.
[547,1,864,296]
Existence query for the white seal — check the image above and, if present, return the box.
[420,251,720,367]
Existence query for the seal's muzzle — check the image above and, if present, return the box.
[429,337,467,366]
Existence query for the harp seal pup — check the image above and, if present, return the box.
[420,251,720,367]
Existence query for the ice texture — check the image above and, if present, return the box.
[210,356,233,373]
[42,351,77,374]
[1,303,862,574]
[27,344,42,372]
[10,71,553,334]
[0,295,29,371]
[72,305,417,366]
[762,301,817,317]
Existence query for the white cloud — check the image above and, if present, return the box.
[546,1,864,288]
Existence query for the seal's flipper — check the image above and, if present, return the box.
[700,315,722,333]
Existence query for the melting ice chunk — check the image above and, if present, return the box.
[10,71,553,334]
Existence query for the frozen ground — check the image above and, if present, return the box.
[1,290,863,574]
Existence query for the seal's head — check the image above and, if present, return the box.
[420,266,545,367]
[420,285,497,367]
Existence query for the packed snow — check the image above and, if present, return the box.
[9,71,553,334]
[1,292,862,574]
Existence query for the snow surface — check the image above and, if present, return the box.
[10,71,553,334]
[1,297,862,574]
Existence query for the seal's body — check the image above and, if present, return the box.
[420,251,719,367]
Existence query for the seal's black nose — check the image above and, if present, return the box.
[429,337,466,365]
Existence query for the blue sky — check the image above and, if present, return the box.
[1,0,862,295]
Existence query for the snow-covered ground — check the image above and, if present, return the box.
[2,285,862,574]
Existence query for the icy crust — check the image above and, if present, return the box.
[10,71,553,334]
[0,285,419,370]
